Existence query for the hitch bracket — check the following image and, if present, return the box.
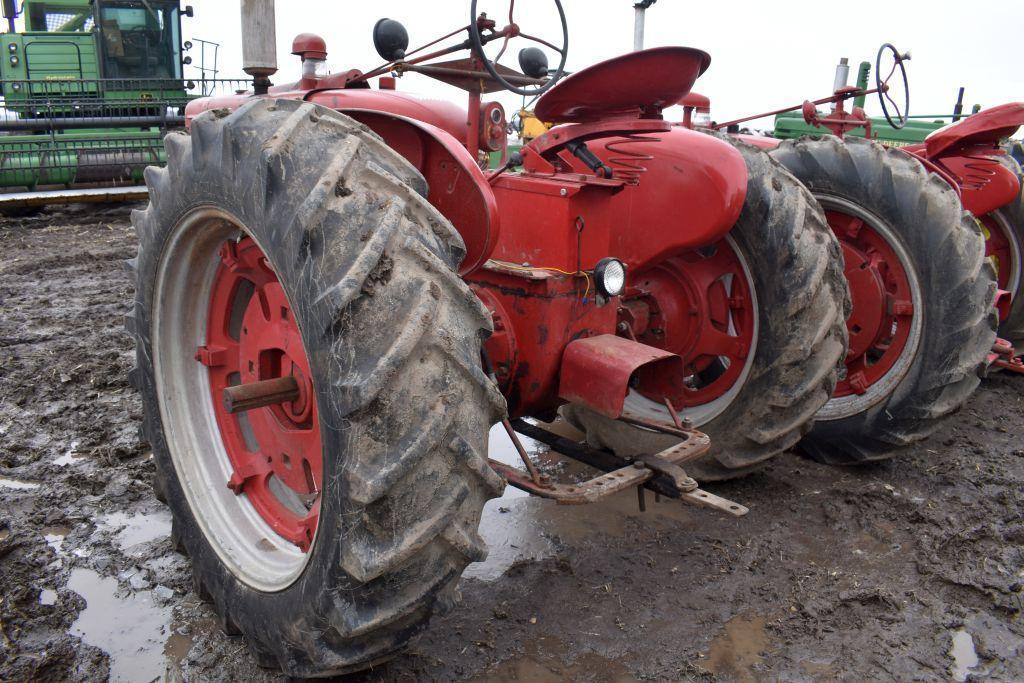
[488,418,748,516]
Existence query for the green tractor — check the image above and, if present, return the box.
[772,57,980,146]
[0,0,240,207]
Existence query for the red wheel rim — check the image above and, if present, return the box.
[826,209,916,398]
[980,213,1018,292]
[198,237,321,552]
[632,238,756,408]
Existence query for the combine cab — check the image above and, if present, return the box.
[0,0,243,207]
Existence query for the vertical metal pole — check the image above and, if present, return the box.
[853,61,870,108]
[832,57,850,92]
[633,5,645,51]
[241,0,277,95]
[952,87,965,122]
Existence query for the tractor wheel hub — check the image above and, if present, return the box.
[826,209,916,398]
[205,237,322,552]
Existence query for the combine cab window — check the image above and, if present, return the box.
[96,0,181,79]
[27,6,96,31]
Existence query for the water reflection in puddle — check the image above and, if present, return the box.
[99,509,172,551]
[67,567,173,682]
[950,629,979,682]
[0,477,40,490]
[54,440,86,467]
[42,526,70,554]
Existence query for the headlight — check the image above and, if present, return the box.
[10,82,20,91]
[594,257,626,298]
[9,55,18,66]
[7,43,16,54]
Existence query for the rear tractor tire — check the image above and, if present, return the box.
[126,99,506,676]
[770,136,998,465]
[988,149,1024,346]
[563,139,851,480]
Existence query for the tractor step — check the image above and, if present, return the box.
[488,418,748,516]
[988,338,1024,375]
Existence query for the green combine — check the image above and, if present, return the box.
[772,59,979,147]
[0,0,241,207]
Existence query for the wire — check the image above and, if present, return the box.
[497,263,591,301]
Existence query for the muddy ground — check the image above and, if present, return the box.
[0,205,1022,682]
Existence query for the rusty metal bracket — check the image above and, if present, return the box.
[489,419,747,516]
[500,417,546,486]
[635,453,698,494]
[988,337,1024,375]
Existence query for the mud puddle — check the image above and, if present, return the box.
[41,525,71,553]
[703,612,770,682]
[54,440,86,466]
[98,509,172,552]
[467,420,695,582]
[472,636,636,681]
[950,629,979,682]
[0,476,41,490]
[67,567,174,682]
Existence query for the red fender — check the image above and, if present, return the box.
[922,102,1024,159]
[591,126,749,263]
[185,92,498,275]
[902,103,1024,215]
[920,149,1021,216]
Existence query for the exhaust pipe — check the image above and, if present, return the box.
[241,0,277,95]
[633,0,657,52]
[832,57,850,93]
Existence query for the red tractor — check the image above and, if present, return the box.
[673,47,1018,465]
[126,1,850,675]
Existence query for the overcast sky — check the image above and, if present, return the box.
[177,0,1021,131]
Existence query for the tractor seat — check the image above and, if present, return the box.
[924,102,1024,158]
[534,46,711,124]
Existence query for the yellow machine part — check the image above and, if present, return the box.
[520,108,553,142]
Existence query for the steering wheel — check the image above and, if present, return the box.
[468,0,569,97]
[876,43,910,129]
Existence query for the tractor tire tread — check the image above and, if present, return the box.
[992,148,1024,345]
[127,98,505,677]
[771,136,997,464]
